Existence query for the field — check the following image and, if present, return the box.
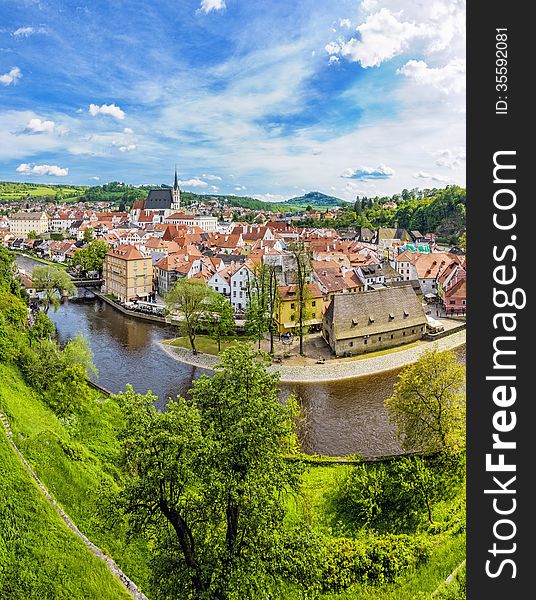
[0,182,87,203]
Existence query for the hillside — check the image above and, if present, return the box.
[0,181,87,203]
[279,191,348,209]
[0,407,131,598]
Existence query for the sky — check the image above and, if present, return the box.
[0,0,466,202]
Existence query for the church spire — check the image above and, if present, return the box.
[174,166,179,190]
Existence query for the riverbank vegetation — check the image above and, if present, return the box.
[0,246,465,598]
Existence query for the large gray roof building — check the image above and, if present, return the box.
[322,285,427,356]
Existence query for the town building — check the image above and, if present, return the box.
[8,211,49,236]
[322,285,427,356]
[103,244,152,302]
[275,283,324,334]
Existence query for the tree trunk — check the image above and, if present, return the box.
[189,332,197,355]
[159,500,207,593]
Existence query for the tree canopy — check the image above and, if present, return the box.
[113,345,301,598]
[385,349,466,455]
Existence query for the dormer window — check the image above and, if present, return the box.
[403,310,409,317]
[369,315,375,323]
[352,318,358,326]
[389,312,394,320]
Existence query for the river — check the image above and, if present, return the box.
[16,255,465,457]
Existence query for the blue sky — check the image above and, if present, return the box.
[0,0,466,201]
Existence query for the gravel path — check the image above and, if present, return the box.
[159,329,466,383]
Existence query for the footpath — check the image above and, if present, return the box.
[159,328,466,383]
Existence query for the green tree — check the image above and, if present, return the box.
[458,231,466,252]
[82,226,94,243]
[32,265,76,312]
[71,239,110,276]
[288,241,312,355]
[113,345,302,598]
[385,349,466,455]
[165,279,213,354]
[206,293,235,353]
[27,229,38,240]
[29,311,56,346]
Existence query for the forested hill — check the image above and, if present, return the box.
[278,191,348,209]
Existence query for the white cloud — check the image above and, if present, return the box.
[178,178,208,188]
[88,103,125,120]
[433,148,466,168]
[199,0,226,14]
[361,0,379,11]
[13,26,46,37]
[397,59,465,94]
[13,27,35,37]
[341,164,395,180]
[328,56,340,64]
[200,173,222,180]
[24,118,55,134]
[413,171,449,183]
[16,163,69,177]
[123,127,134,134]
[119,144,137,152]
[325,42,340,55]
[334,9,431,68]
[0,67,22,86]
[339,18,352,28]
[89,176,100,180]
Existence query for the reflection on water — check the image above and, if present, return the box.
[49,300,210,410]
[50,299,465,458]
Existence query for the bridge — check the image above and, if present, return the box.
[70,277,104,288]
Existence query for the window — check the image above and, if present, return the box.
[233,291,236,297]
[364,339,368,345]
[450,300,456,305]
[312,300,316,307]
[291,314,295,321]
[291,303,295,309]
[403,331,406,336]
[378,336,382,342]
[215,287,218,292]
[391,334,394,339]
[349,341,354,347]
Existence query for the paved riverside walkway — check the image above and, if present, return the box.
[159,329,466,383]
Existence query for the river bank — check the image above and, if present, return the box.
[159,328,466,383]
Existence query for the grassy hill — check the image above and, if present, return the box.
[0,362,151,595]
[0,182,87,203]
[0,418,131,598]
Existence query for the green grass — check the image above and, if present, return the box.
[164,335,245,355]
[0,363,151,593]
[0,427,131,599]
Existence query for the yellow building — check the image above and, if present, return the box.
[103,244,152,302]
[8,211,49,236]
[275,283,324,334]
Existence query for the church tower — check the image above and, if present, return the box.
[172,167,181,212]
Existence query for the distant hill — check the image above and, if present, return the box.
[279,191,349,209]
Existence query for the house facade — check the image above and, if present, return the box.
[103,244,152,302]
[8,212,49,236]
